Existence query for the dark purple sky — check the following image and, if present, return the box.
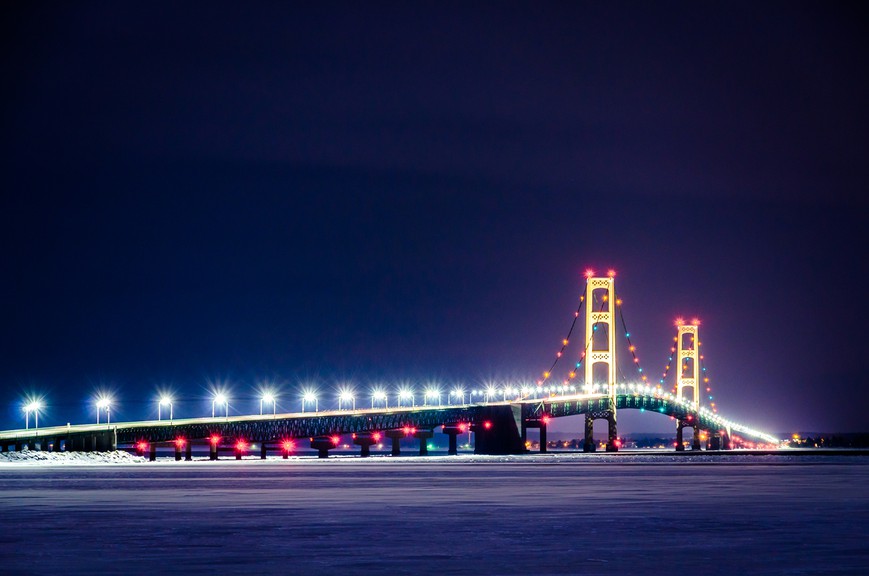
[1,2,866,434]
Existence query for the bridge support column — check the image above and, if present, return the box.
[385,429,406,456]
[722,429,733,450]
[709,433,721,451]
[442,425,461,455]
[353,433,377,457]
[149,443,157,461]
[210,441,218,461]
[676,421,685,451]
[539,421,547,453]
[583,415,595,452]
[473,406,526,455]
[185,441,193,461]
[606,414,619,452]
[311,436,336,458]
[175,442,183,461]
[53,439,63,452]
[692,428,702,451]
[414,429,433,456]
[260,443,268,460]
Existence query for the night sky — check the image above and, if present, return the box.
[2,2,866,435]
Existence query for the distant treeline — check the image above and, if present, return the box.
[788,434,869,448]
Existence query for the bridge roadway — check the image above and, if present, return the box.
[0,393,777,456]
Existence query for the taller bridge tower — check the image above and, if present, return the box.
[582,272,618,452]
[675,319,702,450]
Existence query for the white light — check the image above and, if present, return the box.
[159,395,173,406]
[262,391,275,403]
[214,393,227,406]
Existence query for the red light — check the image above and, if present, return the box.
[281,440,294,452]
[458,423,467,433]
[372,432,382,442]
[614,439,622,447]
[483,421,492,430]
[174,438,186,447]
[330,435,340,446]
[236,440,247,451]
[542,416,551,425]
[607,268,616,278]
[409,427,416,434]
[136,441,148,451]
[209,435,221,445]
[402,426,411,434]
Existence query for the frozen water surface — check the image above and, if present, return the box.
[1,453,867,575]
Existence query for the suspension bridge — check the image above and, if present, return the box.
[0,271,779,458]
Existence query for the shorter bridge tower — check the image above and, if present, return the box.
[675,319,702,451]
[582,272,618,452]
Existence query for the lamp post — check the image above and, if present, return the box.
[424,388,440,406]
[302,391,318,413]
[96,397,111,425]
[159,395,173,421]
[24,400,42,430]
[339,390,355,411]
[372,389,387,409]
[213,393,228,418]
[261,391,276,416]
[398,388,414,407]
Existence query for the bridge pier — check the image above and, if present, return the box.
[175,442,183,461]
[385,429,406,456]
[186,441,193,461]
[441,425,462,455]
[149,443,157,461]
[210,440,219,461]
[413,429,433,456]
[261,442,268,460]
[311,436,336,458]
[584,410,618,452]
[353,433,377,457]
[473,406,525,455]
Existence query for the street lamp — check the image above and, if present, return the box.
[96,396,111,424]
[302,390,318,412]
[338,389,355,411]
[398,388,414,407]
[424,388,440,406]
[485,386,497,402]
[372,388,388,409]
[24,399,43,430]
[451,387,465,405]
[159,395,173,421]
[213,393,228,418]
[261,391,276,416]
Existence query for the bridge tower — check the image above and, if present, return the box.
[675,319,702,451]
[582,272,618,452]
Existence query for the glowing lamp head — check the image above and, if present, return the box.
[339,390,354,402]
[210,435,221,445]
[542,416,551,425]
[213,393,228,406]
[607,268,616,278]
[330,435,341,446]
[458,423,468,433]
[372,432,382,442]
[136,441,148,451]
[261,391,275,404]
[96,396,111,410]
[584,268,595,278]
[486,386,497,397]
[235,440,247,451]
[483,421,492,430]
[281,439,294,452]
[372,389,387,401]
[398,388,413,400]
[175,438,186,447]
[302,391,318,403]
[675,317,685,327]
